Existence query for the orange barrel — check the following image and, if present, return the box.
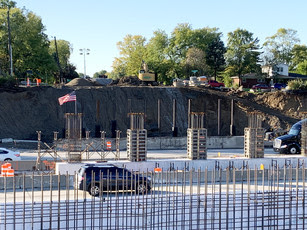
[1,163,10,176]
[106,141,112,151]
[6,169,14,177]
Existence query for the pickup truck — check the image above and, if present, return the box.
[208,80,225,88]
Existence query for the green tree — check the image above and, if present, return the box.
[166,23,194,79]
[93,70,107,78]
[145,30,172,83]
[111,57,127,79]
[290,44,307,71]
[168,23,193,62]
[225,28,261,83]
[185,47,207,76]
[116,34,146,76]
[205,37,226,79]
[62,63,79,81]
[295,60,307,75]
[49,39,72,68]
[263,28,300,65]
[0,6,57,79]
[0,0,16,8]
[167,24,225,79]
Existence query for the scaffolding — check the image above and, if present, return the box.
[35,131,64,171]
[187,112,207,160]
[244,112,265,158]
[127,113,147,162]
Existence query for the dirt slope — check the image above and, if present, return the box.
[0,86,305,141]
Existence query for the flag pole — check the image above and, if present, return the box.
[75,96,77,115]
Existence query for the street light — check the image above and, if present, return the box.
[79,48,90,78]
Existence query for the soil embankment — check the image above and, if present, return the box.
[0,85,305,141]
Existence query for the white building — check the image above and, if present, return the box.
[262,63,289,77]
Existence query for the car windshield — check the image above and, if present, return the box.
[288,124,301,135]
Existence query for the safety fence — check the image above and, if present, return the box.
[0,163,307,229]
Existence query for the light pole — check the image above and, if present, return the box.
[79,48,90,78]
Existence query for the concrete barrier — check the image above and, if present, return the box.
[55,157,306,175]
[55,136,247,151]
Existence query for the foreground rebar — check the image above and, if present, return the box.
[0,164,306,229]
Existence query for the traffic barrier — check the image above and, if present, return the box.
[1,163,12,176]
[6,169,14,177]
[154,168,162,172]
[106,141,112,151]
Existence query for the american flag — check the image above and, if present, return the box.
[58,91,76,105]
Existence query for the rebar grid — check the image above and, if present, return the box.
[247,111,262,128]
[189,112,205,129]
[1,164,307,229]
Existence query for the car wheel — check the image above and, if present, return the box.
[4,158,12,162]
[288,145,299,154]
[89,184,100,197]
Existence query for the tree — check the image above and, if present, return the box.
[185,47,207,76]
[116,34,146,76]
[145,30,172,83]
[0,6,57,79]
[263,28,300,65]
[62,63,79,81]
[295,61,307,75]
[290,44,307,71]
[167,25,226,79]
[165,23,194,79]
[111,57,127,79]
[190,27,226,79]
[205,37,226,79]
[93,70,107,78]
[168,23,193,62]
[49,39,72,68]
[225,28,261,83]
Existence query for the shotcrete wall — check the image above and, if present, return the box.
[0,86,259,141]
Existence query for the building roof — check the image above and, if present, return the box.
[231,73,264,79]
[288,72,307,79]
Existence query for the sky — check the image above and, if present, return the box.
[16,0,307,77]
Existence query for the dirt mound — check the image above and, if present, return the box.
[117,76,140,86]
[66,78,97,87]
[254,91,306,119]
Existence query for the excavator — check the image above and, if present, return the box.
[138,61,158,86]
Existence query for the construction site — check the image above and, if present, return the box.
[0,80,307,229]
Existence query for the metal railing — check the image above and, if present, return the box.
[1,163,307,229]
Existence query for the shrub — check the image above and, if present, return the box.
[287,79,307,90]
[0,76,16,87]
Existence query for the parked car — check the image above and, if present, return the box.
[76,164,151,196]
[208,80,225,88]
[273,118,307,154]
[272,83,287,90]
[251,84,270,90]
[0,148,21,161]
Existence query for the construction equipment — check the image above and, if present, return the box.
[138,62,158,85]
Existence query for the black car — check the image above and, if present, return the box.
[76,164,151,196]
[273,118,307,154]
